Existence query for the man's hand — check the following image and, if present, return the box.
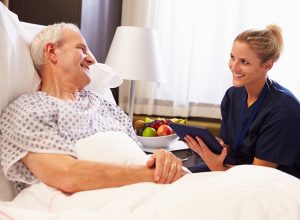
[146,149,183,184]
[184,135,228,171]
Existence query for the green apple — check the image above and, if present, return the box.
[142,127,157,137]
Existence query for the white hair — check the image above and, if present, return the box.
[30,23,81,72]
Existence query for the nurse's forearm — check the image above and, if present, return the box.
[253,157,278,168]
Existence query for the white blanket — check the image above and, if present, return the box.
[1,132,300,220]
[1,165,300,220]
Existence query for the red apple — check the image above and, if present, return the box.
[157,124,173,136]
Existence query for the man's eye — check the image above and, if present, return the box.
[78,47,86,52]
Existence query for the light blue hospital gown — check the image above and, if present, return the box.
[0,89,137,190]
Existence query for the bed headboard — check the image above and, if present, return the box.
[0,2,122,201]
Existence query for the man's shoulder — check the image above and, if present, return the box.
[9,92,43,105]
[3,92,47,115]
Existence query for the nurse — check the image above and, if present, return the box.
[185,24,300,178]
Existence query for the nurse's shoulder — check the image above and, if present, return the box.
[269,80,300,115]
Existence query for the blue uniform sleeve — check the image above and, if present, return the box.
[220,89,230,143]
[255,106,300,166]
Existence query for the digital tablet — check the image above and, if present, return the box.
[169,123,235,164]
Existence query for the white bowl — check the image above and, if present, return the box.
[137,134,178,149]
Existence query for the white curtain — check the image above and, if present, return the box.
[120,0,300,119]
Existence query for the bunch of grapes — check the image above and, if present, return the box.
[146,119,172,130]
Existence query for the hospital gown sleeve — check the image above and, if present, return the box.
[0,96,76,185]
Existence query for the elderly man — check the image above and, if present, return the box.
[0,23,184,193]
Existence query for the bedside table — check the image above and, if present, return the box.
[140,140,201,167]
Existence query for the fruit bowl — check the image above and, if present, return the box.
[137,134,178,149]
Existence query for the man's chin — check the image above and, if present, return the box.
[79,78,91,90]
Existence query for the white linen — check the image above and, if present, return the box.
[86,63,123,97]
[1,165,300,220]
[0,3,40,113]
[75,131,148,165]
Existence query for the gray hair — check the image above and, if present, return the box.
[30,23,80,72]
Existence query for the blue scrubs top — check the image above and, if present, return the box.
[189,79,300,178]
[220,79,300,178]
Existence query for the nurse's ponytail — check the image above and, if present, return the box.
[234,24,283,63]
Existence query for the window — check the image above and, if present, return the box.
[121,0,300,118]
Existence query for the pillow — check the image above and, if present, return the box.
[86,62,123,95]
[0,3,41,114]
[75,131,149,165]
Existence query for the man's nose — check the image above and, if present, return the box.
[85,52,96,65]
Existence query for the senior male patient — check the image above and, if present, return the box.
[0,23,184,193]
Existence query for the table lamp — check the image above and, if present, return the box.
[105,26,166,121]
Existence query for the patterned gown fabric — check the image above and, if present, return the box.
[0,90,136,190]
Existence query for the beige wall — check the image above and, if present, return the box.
[3,0,9,6]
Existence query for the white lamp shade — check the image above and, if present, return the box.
[105,26,166,82]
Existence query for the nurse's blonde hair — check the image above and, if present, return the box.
[234,24,283,63]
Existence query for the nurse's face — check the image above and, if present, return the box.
[228,41,268,90]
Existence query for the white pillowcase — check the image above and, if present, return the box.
[75,131,148,165]
[0,3,41,114]
[86,62,123,97]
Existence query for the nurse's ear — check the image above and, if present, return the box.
[263,59,274,73]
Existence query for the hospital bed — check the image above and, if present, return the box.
[1,3,300,220]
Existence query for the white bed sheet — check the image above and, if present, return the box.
[1,132,300,220]
[1,165,300,220]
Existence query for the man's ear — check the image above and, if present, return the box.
[263,59,274,72]
[44,43,58,63]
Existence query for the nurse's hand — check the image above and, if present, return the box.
[184,135,228,171]
[215,137,230,151]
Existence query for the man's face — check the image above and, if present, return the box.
[55,29,95,89]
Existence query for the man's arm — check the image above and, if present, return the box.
[22,152,155,194]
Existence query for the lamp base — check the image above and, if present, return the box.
[128,80,135,121]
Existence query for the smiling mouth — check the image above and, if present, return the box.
[233,73,245,78]
[80,64,89,70]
